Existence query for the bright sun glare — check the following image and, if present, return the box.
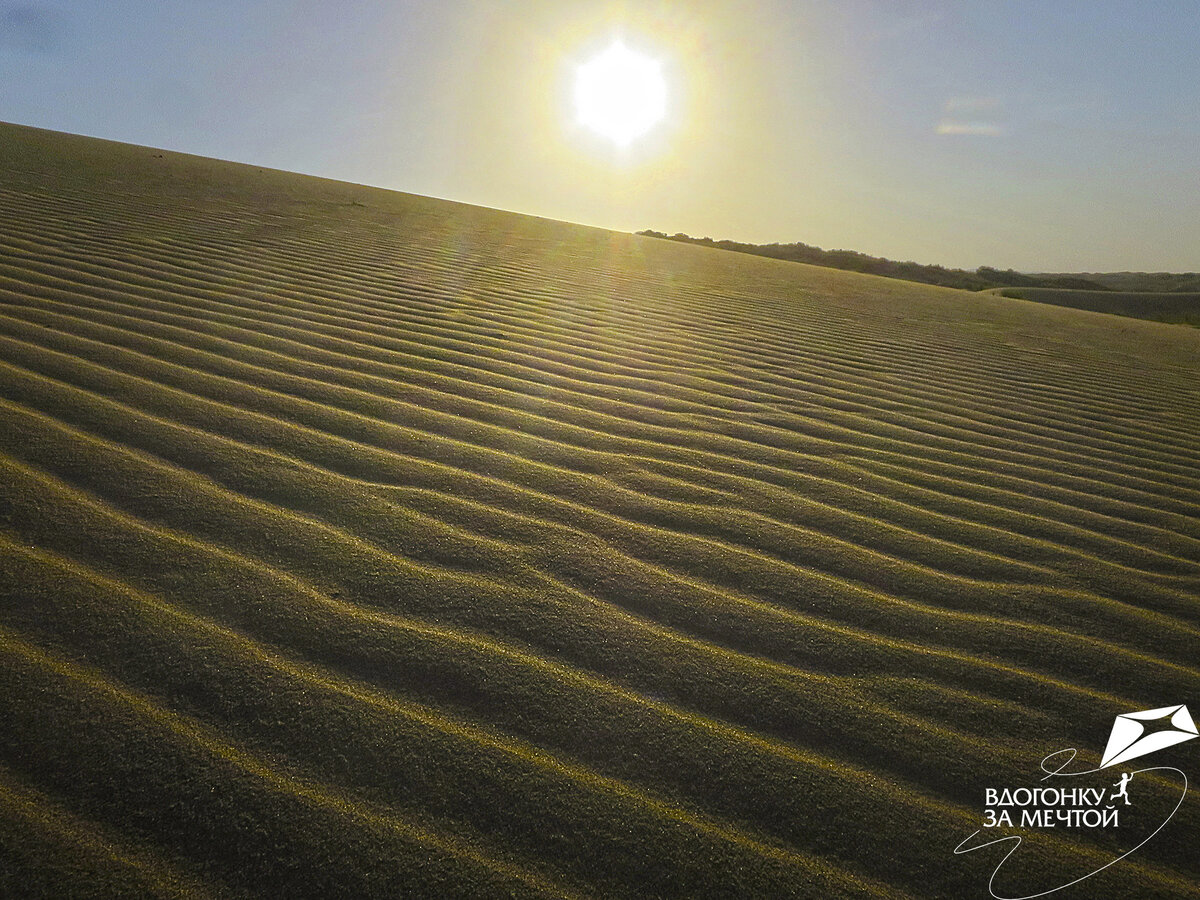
[574,41,667,147]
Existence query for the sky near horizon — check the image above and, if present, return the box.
[1,1,1197,273]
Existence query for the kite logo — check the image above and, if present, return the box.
[1099,704,1198,769]
[954,703,1195,898]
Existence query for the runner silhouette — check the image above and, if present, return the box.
[1112,772,1133,806]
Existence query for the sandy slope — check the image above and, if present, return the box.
[1,121,1198,899]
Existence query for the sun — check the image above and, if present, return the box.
[573,41,667,147]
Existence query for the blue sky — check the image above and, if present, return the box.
[2,1,1197,272]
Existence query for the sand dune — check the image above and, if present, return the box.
[1,121,1198,898]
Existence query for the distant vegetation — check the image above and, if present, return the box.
[637,230,1197,295]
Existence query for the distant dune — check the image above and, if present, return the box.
[1,121,1199,899]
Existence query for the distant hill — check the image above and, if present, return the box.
[993,287,1200,326]
[637,230,1196,296]
[1047,271,1200,293]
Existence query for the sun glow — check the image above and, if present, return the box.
[573,41,667,147]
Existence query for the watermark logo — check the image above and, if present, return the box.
[954,704,1195,898]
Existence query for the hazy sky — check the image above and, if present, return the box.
[2,1,1198,272]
